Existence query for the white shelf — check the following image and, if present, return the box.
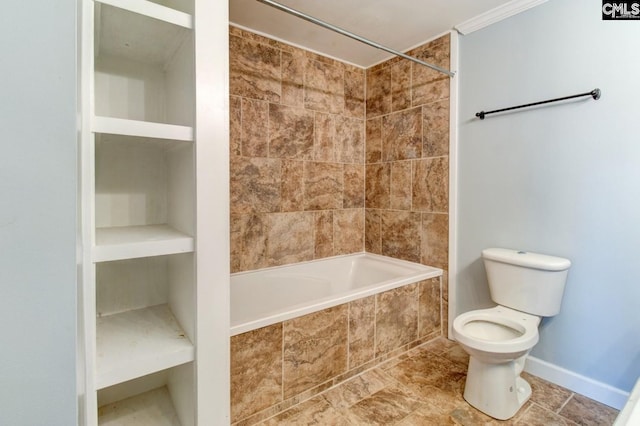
[80,0,214,421]
[96,2,191,65]
[93,116,194,141]
[96,0,193,29]
[94,224,194,262]
[99,386,182,425]
[96,304,194,389]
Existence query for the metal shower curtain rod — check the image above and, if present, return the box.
[256,0,455,77]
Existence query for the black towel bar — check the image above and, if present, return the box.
[476,88,601,120]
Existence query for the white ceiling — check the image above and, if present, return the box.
[229,0,524,67]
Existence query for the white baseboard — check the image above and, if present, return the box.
[525,355,629,410]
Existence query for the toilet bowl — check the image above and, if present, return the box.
[454,306,540,362]
[453,306,541,420]
[453,248,571,420]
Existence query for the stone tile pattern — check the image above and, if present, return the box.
[230,28,454,425]
[247,337,620,426]
[230,26,366,272]
[365,34,450,268]
[230,278,441,424]
[365,34,451,330]
[230,27,449,277]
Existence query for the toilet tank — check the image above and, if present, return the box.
[482,248,571,317]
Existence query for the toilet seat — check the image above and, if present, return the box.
[453,306,540,355]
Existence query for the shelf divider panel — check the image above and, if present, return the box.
[95,0,193,29]
[96,304,194,389]
[92,116,194,142]
[98,386,181,425]
[93,224,194,262]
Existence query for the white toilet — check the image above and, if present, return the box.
[453,248,571,420]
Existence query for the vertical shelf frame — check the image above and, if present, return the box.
[79,0,213,425]
[80,0,231,423]
[193,0,231,423]
[79,0,98,422]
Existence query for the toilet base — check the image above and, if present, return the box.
[463,355,532,420]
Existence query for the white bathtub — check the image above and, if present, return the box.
[230,253,443,336]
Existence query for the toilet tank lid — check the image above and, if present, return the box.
[482,248,571,271]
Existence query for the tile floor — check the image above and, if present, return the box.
[256,337,619,425]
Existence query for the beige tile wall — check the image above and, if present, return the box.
[229,27,449,277]
[231,278,442,424]
[364,34,451,331]
[229,27,452,425]
[229,26,366,273]
[364,34,449,267]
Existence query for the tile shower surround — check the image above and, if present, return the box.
[229,26,451,424]
[229,27,449,274]
[230,26,366,273]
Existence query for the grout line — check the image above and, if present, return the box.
[346,302,351,370]
[420,104,424,159]
[417,280,422,339]
[557,392,575,414]
[281,323,285,403]
[373,294,378,359]
[440,276,444,336]
[517,401,535,421]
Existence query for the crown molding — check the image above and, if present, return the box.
[454,0,548,35]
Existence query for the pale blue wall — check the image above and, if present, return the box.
[457,0,640,393]
[0,1,78,424]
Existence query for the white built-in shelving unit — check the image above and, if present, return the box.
[79,0,229,424]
